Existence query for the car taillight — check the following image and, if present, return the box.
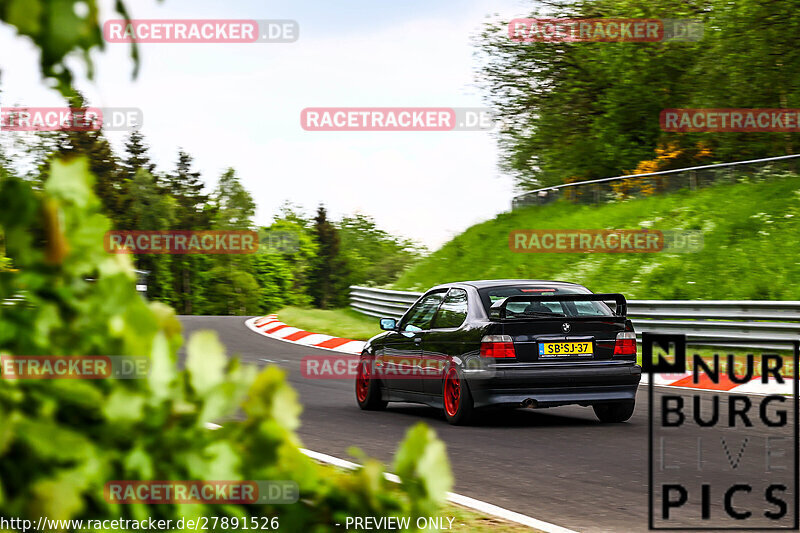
[480,335,516,358]
[613,331,636,356]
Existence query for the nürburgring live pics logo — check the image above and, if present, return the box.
[645,333,799,530]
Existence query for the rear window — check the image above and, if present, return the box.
[477,286,614,318]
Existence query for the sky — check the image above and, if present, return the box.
[0,0,532,250]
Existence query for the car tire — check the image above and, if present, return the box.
[356,357,387,410]
[442,366,474,425]
[593,400,635,423]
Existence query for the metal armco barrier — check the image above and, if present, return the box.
[350,286,800,349]
[349,286,422,319]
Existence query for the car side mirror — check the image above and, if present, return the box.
[380,318,397,331]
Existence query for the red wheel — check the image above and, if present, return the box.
[444,367,461,417]
[356,360,370,402]
[442,366,474,425]
[355,356,387,410]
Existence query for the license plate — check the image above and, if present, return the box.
[539,341,593,357]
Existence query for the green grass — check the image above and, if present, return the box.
[275,306,381,340]
[393,176,800,299]
[445,504,546,532]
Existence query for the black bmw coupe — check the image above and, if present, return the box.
[355,280,641,425]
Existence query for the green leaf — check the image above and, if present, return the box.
[243,367,302,432]
[33,303,60,343]
[103,388,145,421]
[5,0,42,35]
[271,381,302,432]
[0,411,19,455]
[17,418,94,461]
[147,332,175,400]
[123,445,154,479]
[43,379,104,409]
[29,469,87,521]
[186,441,240,481]
[186,330,227,395]
[393,423,452,509]
[44,157,95,209]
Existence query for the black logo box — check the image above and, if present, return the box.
[645,333,799,530]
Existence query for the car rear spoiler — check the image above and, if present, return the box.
[488,293,627,320]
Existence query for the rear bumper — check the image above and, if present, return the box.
[465,361,641,408]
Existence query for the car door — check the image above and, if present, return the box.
[380,290,446,393]
[422,288,470,395]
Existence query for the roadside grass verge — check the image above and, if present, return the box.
[393,175,800,300]
[274,306,381,340]
[446,505,547,532]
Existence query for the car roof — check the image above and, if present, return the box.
[430,279,588,291]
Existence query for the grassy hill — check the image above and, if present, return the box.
[394,176,800,300]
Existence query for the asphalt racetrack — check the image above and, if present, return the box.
[180,316,797,533]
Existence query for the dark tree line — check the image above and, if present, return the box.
[3,120,424,314]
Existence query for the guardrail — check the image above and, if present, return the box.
[350,286,800,349]
[349,286,422,319]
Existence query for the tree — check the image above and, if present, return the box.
[126,168,176,303]
[251,252,296,313]
[257,203,318,309]
[198,168,261,315]
[213,168,255,229]
[477,0,800,189]
[202,265,261,315]
[164,150,212,230]
[55,93,126,226]
[307,205,349,308]
[121,131,155,180]
[163,150,212,314]
[339,213,425,286]
[115,130,157,228]
[686,0,800,161]
[127,168,174,232]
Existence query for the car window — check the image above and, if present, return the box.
[400,292,446,332]
[432,288,468,329]
[571,300,602,316]
[506,300,566,315]
[478,286,614,317]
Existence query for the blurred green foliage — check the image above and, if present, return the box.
[0,0,138,97]
[394,173,800,299]
[0,157,452,530]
